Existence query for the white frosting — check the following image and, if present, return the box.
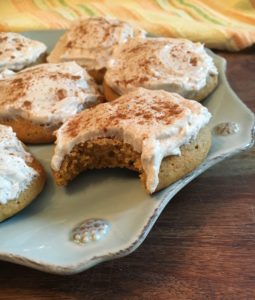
[0,125,37,204]
[0,68,15,80]
[0,32,47,71]
[48,17,145,70]
[51,88,211,193]
[105,38,218,95]
[0,62,102,125]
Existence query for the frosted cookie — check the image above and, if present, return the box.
[47,17,145,83]
[104,38,218,102]
[0,61,103,144]
[0,32,47,71]
[51,88,211,194]
[0,125,45,222]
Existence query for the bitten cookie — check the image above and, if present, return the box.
[0,32,47,71]
[51,88,211,194]
[104,38,218,102]
[47,17,145,83]
[0,62,103,144]
[0,125,46,222]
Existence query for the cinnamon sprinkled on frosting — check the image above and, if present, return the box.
[47,17,145,70]
[105,38,218,95]
[0,32,47,71]
[0,62,102,125]
[52,88,211,192]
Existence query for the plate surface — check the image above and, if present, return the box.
[0,31,254,274]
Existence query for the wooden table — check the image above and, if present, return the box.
[0,48,254,300]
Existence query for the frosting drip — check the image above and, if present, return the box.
[105,38,218,95]
[52,17,145,70]
[0,62,102,125]
[0,32,47,71]
[0,125,37,204]
[0,69,15,80]
[51,88,211,193]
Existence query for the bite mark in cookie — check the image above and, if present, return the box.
[51,88,211,193]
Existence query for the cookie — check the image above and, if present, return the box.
[0,125,46,222]
[0,32,47,71]
[0,62,103,144]
[51,88,211,194]
[47,17,145,83]
[104,38,218,102]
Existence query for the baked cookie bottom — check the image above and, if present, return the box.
[47,34,66,64]
[52,126,211,193]
[103,74,218,102]
[0,156,46,222]
[0,117,60,144]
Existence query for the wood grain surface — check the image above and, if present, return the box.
[0,47,254,300]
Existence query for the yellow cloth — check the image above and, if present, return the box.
[0,0,255,51]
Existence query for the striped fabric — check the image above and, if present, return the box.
[0,0,255,51]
